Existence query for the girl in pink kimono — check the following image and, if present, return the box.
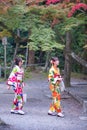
[7,57,25,115]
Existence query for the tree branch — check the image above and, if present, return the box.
[70,52,87,68]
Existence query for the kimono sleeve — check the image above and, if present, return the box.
[9,67,18,79]
[7,66,18,85]
[48,69,56,84]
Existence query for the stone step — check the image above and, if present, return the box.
[66,89,87,115]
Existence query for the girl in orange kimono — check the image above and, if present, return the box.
[48,57,64,117]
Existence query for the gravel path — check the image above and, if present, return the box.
[0,72,87,130]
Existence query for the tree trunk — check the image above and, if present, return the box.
[10,42,19,70]
[25,44,29,68]
[64,31,72,87]
[38,51,44,63]
[44,51,50,72]
[28,50,35,69]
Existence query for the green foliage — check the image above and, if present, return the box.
[72,25,87,54]
[9,5,27,15]
[0,2,28,31]
[13,0,25,4]
[0,0,86,75]
[28,25,64,51]
[56,17,85,35]
[0,41,14,66]
[71,25,86,72]
[54,15,87,72]
[0,29,11,38]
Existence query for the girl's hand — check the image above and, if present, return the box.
[57,77,63,81]
[54,77,63,83]
[7,85,11,90]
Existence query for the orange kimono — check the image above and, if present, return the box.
[48,66,62,113]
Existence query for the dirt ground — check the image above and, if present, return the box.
[0,72,87,130]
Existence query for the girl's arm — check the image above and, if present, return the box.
[48,68,62,85]
[7,66,18,87]
[48,69,57,84]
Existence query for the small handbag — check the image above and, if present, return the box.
[23,93,27,103]
[59,80,65,92]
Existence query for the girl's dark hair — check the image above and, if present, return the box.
[51,57,59,62]
[14,56,22,65]
[50,57,59,65]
